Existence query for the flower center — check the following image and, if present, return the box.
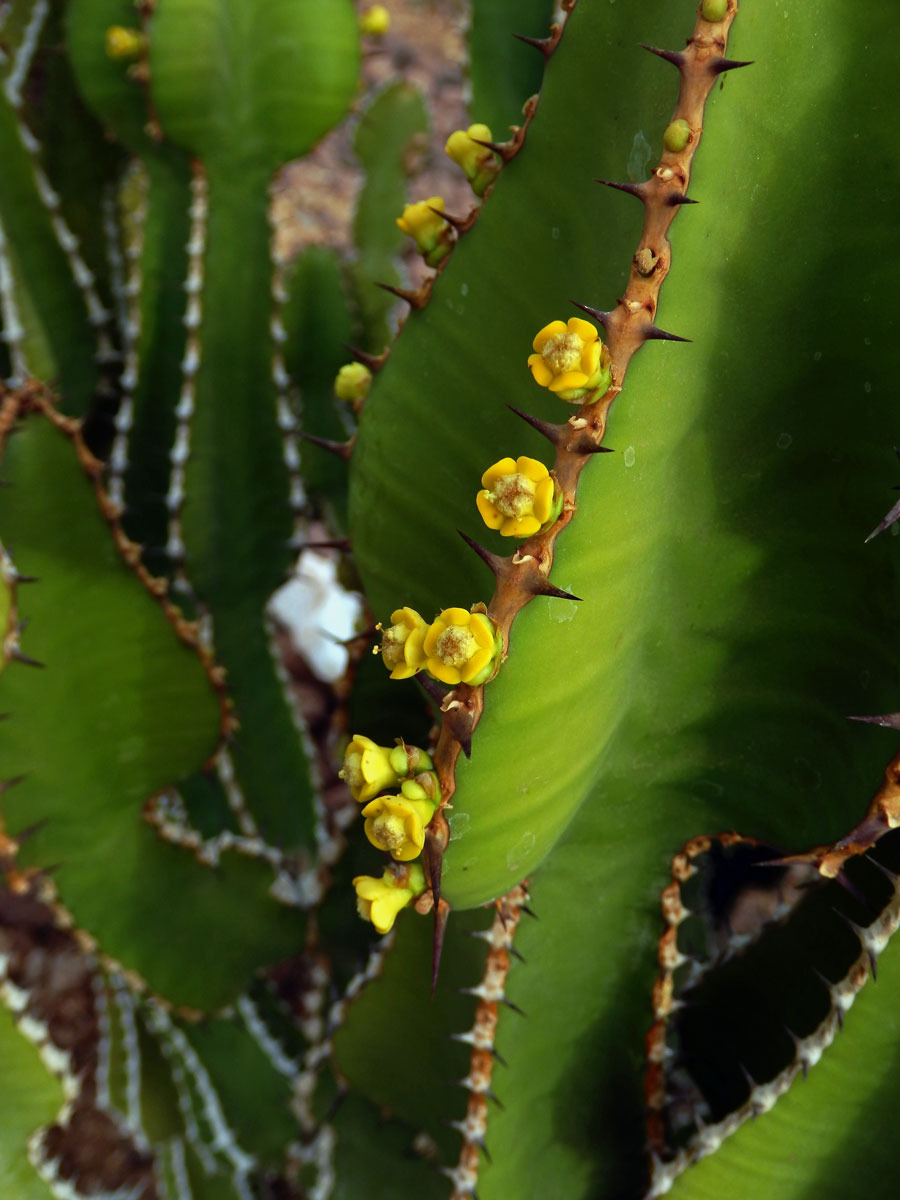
[340,751,363,790]
[436,625,477,667]
[372,813,407,853]
[381,622,409,668]
[489,473,536,519]
[542,332,583,374]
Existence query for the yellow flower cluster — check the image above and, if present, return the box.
[377,606,502,687]
[342,736,438,931]
[527,316,610,402]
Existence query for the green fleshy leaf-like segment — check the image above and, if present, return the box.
[282,244,355,523]
[669,863,900,1199]
[0,68,100,414]
[438,3,900,1198]
[332,903,494,1154]
[331,1091,452,1200]
[0,1005,61,1200]
[350,81,429,352]
[0,407,303,1007]
[148,0,360,172]
[349,0,708,910]
[469,0,554,135]
[176,166,320,850]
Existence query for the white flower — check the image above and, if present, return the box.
[268,550,364,683]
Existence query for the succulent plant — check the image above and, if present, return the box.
[2,1,900,1198]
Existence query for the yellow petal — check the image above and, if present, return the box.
[533,477,555,523]
[467,123,493,142]
[481,457,517,488]
[581,339,601,377]
[503,514,540,538]
[470,614,494,649]
[528,356,554,388]
[429,659,462,685]
[476,491,504,529]
[515,456,548,482]
[532,320,567,352]
[549,370,588,393]
[461,646,491,681]
[567,317,598,343]
[441,607,472,626]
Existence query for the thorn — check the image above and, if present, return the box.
[417,673,449,709]
[485,1088,504,1109]
[639,44,686,70]
[512,31,552,57]
[868,856,898,883]
[521,905,538,919]
[864,497,900,542]
[831,869,868,909]
[12,573,39,584]
[8,646,44,668]
[666,193,699,207]
[642,324,692,344]
[298,431,354,461]
[0,774,27,794]
[427,204,473,233]
[457,530,507,578]
[505,403,562,447]
[738,1061,757,1090]
[848,712,900,729]
[458,732,472,760]
[508,945,525,963]
[375,280,432,310]
[431,897,450,996]
[501,997,525,1017]
[529,578,582,602]
[490,1046,507,1068]
[11,817,45,841]
[569,300,613,331]
[467,136,517,164]
[341,342,388,372]
[710,57,754,76]
[595,178,647,202]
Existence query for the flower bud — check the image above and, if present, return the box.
[360,5,391,35]
[334,362,372,411]
[445,124,501,197]
[396,198,453,267]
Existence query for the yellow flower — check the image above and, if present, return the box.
[360,4,391,35]
[361,793,436,861]
[476,456,559,538]
[334,362,372,410]
[527,317,610,402]
[354,863,426,934]
[396,198,452,267]
[105,26,144,60]
[377,607,428,679]
[423,608,501,687]
[445,124,500,197]
[339,734,401,804]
